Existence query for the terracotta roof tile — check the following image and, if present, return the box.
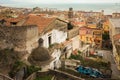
[4,15,26,26]
[23,15,55,33]
[113,34,120,41]
[0,16,6,20]
[72,21,86,26]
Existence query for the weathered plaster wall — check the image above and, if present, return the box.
[41,19,67,48]
[0,25,38,52]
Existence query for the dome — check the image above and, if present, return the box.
[28,46,53,66]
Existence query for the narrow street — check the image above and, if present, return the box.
[97,50,120,79]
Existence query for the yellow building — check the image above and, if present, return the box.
[79,27,102,49]
[93,29,102,49]
[103,20,109,33]
[88,24,97,28]
[79,27,94,44]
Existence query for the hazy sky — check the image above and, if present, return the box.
[1,0,120,4]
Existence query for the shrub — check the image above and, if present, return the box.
[8,61,25,78]
[27,65,41,76]
[69,54,83,61]
[78,50,81,54]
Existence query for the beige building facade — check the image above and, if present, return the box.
[109,18,120,70]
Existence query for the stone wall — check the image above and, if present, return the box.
[72,35,80,51]
[68,27,79,39]
[26,25,39,52]
[49,69,83,80]
[26,70,83,80]
[0,25,38,52]
[54,19,67,32]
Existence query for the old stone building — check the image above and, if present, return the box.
[68,8,73,18]
[109,18,120,58]
[109,18,120,70]
[67,26,80,51]
[109,18,120,39]
[0,15,26,26]
[20,14,68,48]
[18,14,69,70]
[0,25,38,52]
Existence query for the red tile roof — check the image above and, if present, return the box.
[113,34,120,41]
[23,14,55,33]
[5,19,20,26]
[72,21,86,26]
[0,16,6,20]
[4,15,26,26]
[6,18,21,22]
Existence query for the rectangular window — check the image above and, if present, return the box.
[48,36,51,47]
